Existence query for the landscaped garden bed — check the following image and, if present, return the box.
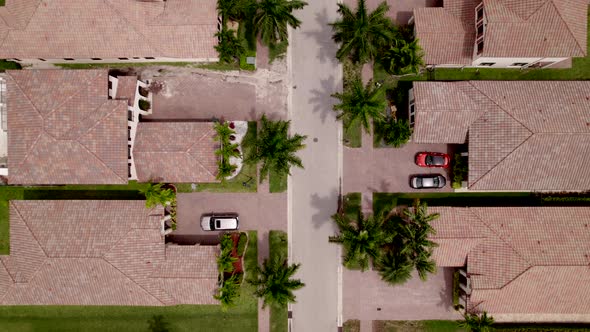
[215,232,249,309]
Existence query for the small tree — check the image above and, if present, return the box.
[245,114,307,183]
[376,251,413,285]
[215,28,246,64]
[140,183,175,208]
[330,0,395,64]
[254,0,308,48]
[374,118,412,147]
[330,212,395,271]
[460,312,495,332]
[332,77,386,134]
[215,274,241,310]
[147,315,170,332]
[248,255,305,308]
[379,38,425,75]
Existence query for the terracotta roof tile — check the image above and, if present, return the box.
[413,81,590,191]
[6,70,128,185]
[0,0,218,60]
[414,0,587,65]
[430,206,590,320]
[0,200,219,306]
[115,76,138,107]
[133,122,219,183]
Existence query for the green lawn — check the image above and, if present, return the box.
[343,118,362,148]
[269,170,287,193]
[0,0,5,6]
[175,122,258,193]
[343,192,361,219]
[343,319,361,332]
[268,230,288,332]
[0,231,259,332]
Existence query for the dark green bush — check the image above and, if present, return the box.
[374,118,412,147]
[452,154,468,189]
[138,99,151,111]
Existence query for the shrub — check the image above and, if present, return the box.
[140,183,175,208]
[138,99,151,111]
[374,118,412,147]
[214,274,241,310]
[452,269,460,308]
[214,122,239,180]
[237,232,248,256]
[452,154,468,188]
[215,28,245,64]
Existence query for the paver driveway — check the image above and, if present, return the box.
[343,268,461,322]
[173,192,287,258]
[344,132,452,195]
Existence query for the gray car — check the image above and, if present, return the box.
[200,214,239,231]
[410,174,446,189]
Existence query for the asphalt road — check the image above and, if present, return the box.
[289,0,343,330]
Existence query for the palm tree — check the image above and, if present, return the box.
[249,255,305,308]
[215,28,246,64]
[215,274,241,310]
[254,0,308,47]
[460,312,495,332]
[330,0,395,64]
[379,38,425,75]
[332,77,386,133]
[414,250,437,281]
[376,251,413,285]
[245,114,307,183]
[217,0,256,24]
[403,199,440,231]
[330,212,395,271]
[140,183,175,208]
[217,249,238,274]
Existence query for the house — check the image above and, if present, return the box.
[0,200,218,305]
[429,206,590,322]
[412,0,588,68]
[409,81,590,191]
[0,0,219,64]
[4,69,219,185]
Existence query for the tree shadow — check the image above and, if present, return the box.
[303,8,339,65]
[310,188,340,229]
[308,76,339,124]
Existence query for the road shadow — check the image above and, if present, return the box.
[308,76,338,124]
[303,8,339,65]
[437,268,455,309]
[310,188,340,229]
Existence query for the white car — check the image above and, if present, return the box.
[200,214,239,231]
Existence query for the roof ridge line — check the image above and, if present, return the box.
[44,71,102,118]
[11,201,49,260]
[102,0,164,56]
[77,138,127,183]
[548,0,586,55]
[468,134,534,188]
[469,208,533,267]
[186,126,218,178]
[76,99,125,140]
[101,256,167,306]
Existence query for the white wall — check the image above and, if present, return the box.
[472,56,569,68]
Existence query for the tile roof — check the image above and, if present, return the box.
[6,69,129,185]
[412,81,590,191]
[0,200,218,306]
[413,0,479,65]
[413,0,587,65]
[429,206,590,321]
[116,76,138,107]
[133,122,219,183]
[0,0,218,60]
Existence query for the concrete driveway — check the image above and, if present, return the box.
[172,192,287,255]
[344,131,452,195]
[145,73,287,121]
[343,0,440,24]
[343,268,461,322]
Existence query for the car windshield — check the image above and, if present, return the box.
[426,156,433,164]
[216,219,221,228]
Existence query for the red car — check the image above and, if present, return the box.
[415,152,450,168]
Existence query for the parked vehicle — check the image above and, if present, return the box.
[410,174,447,189]
[415,152,450,168]
[200,214,239,231]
